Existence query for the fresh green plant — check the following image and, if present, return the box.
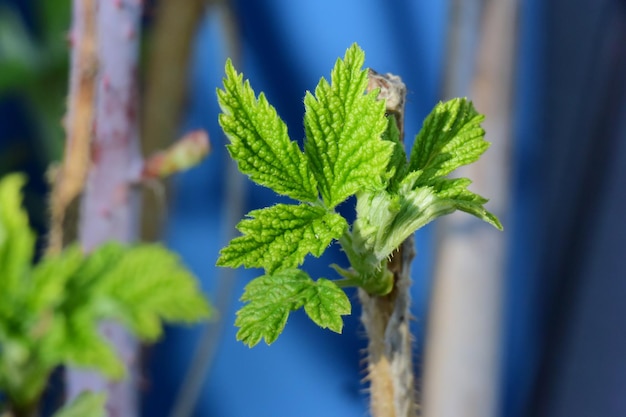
[0,174,211,415]
[216,43,502,347]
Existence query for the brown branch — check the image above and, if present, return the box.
[47,0,97,255]
[360,70,418,417]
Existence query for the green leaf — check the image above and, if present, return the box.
[27,245,84,314]
[235,269,350,347]
[0,174,35,296]
[428,177,503,230]
[93,243,212,341]
[354,169,502,266]
[409,98,489,184]
[58,313,125,379]
[354,172,453,263]
[52,392,107,417]
[381,115,408,191]
[217,204,347,274]
[21,242,211,384]
[25,244,125,377]
[302,278,350,332]
[304,43,394,208]
[0,173,212,407]
[218,59,318,202]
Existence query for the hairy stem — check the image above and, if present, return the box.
[47,0,97,255]
[64,0,143,415]
[359,71,418,417]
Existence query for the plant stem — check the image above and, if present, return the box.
[359,70,418,417]
[47,0,97,255]
[139,0,206,242]
[63,0,143,415]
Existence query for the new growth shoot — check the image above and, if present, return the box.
[216,43,502,347]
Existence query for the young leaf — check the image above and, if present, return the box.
[93,243,212,341]
[354,169,502,266]
[382,115,408,191]
[302,278,351,332]
[27,244,85,314]
[26,245,128,378]
[354,171,455,263]
[0,173,212,409]
[304,43,393,208]
[409,98,488,185]
[26,242,211,380]
[55,313,125,379]
[428,176,502,230]
[235,269,350,347]
[218,59,318,202]
[217,204,347,274]
[0,174,35,295]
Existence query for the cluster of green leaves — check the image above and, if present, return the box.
[0,174,211,414]
[216,43,502,347]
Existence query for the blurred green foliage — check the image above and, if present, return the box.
[0,0,71,247]
[0,0,71,164]
[0,173,212,414]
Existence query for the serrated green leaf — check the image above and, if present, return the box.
[27,245,84,313]
[409,98,489,184]
[5,240,211,402]
[36,244,212,377]
[304,43,393,208]
[59,313,125,379]
[217,204,347,274]
[52,392,107,417]
[302,278,350,333]
[218,59,318,202]
[0,172,212,408]
[0,174,35,296]
[235,269,350,346]
[381,115,408,191]
[428,177,503,230]
[92,243,212,341]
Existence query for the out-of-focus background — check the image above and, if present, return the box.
[1,0,625,416]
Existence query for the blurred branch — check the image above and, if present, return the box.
[422,0,518,416]
[139,0,207,241]
[441,0,485,99]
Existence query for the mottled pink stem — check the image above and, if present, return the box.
[65,0,143,415]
